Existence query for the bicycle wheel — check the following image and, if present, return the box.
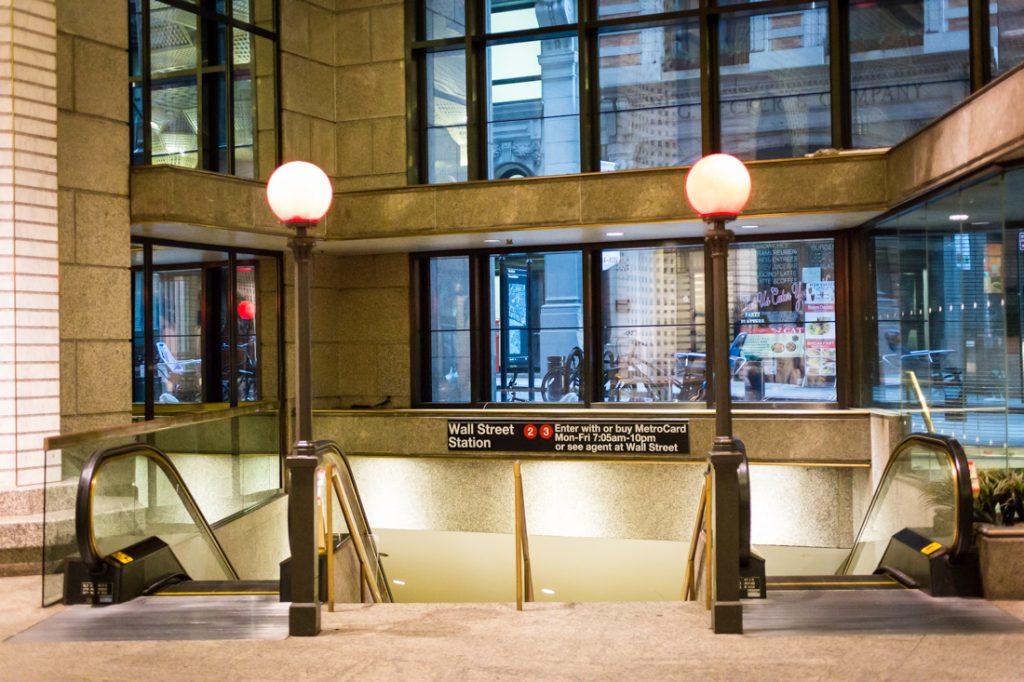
[542,371,563,402]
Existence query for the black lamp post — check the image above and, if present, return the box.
[266,161,334,637]
[685,153,752,635]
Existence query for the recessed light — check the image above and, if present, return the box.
[970,221,990,226]
[949,214,969,221]
[740,225,759,229]
[392,579,406,586]
[484,239,501,244]
[606,231,624,237]
[540,588,555,595]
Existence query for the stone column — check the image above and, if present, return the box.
[0,0,60,490]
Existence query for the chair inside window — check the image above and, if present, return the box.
[155,341,202,403]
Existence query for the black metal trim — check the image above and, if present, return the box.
[829,0,851,149]
[969,0,991,92]
[143,242,155,420]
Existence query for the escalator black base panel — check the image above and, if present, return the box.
[63,537,187,606]
[878,529,983,598]
[767,575,906,591]
[154,580,278,596]
[740,552,767,599]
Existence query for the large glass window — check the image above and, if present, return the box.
[601,247,706,402]
[598,22,702,171]
[419,236,838,406]
[130,0,278,178]
[132,240,282,417]
[491,251,584,402]
[719,5,831,160]
[415,0,1003,184]
[869,169,1024,467]
[849,0,970,148]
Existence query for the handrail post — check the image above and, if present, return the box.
[325,463,335,613]
[905,370,936,433]
[514,460,524,611]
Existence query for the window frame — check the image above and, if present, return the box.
[130,0,280,177]
[408,0,999,184]
[411,230,852,409]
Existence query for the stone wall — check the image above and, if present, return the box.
[56,0,131,435]
[278,0,407,192]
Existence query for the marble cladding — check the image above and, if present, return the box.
[214,494,289,581]
[348,455,864,548]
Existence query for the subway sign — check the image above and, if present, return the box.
[446,419,689,455]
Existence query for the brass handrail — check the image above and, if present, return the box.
[314,441,392,605]
[513,460,534,610]
[682,469,713,608]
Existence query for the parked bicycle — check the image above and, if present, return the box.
[541,347,584,402]
[603,333,674,402]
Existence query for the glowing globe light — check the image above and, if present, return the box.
[266,161,333,224]
[684,153,751,220]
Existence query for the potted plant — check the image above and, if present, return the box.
[975,468,1024,599]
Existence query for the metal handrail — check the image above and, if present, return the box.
[312,440,393,604]
[513,460,534,610]
[838,432,973,574]
[75,443,239,580]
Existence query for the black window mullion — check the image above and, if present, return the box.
[700,8,719,155]
[471,254,493,403]
[407,0,424,184]
[829,0,850,149]
[468,2,487,181]
[226,25,236,174]
[969,0,991,91]
[142,1,152,163]
[143,243,155,420]
[582,247,599,405]
[228,251,239,406]
[578,0,596,173]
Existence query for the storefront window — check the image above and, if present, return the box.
[600,247,706,402]
[728,239,837,402]
[869,170,1024,467]
[490,252,584,403]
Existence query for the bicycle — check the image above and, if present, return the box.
[603,333,673,402]
[541,347,583,401]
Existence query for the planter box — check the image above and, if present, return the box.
[978,525,1024,600]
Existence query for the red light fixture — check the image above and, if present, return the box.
[266,161,333,224]
[238,300,255,320]
[684,153,751,221]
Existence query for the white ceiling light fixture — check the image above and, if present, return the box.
[949,214,969,221]
[606,231,624,237]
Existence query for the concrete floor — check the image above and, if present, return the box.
[3,576,1024,680]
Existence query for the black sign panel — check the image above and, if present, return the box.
[446,419,689,455]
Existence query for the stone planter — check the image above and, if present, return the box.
[978,525,1024,599]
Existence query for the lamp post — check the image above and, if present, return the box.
[685,153,751,635]
[266,161,334,637]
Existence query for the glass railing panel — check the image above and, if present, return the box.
[843,438,959,575]
[89,452,233,582]
[42,404,281,605]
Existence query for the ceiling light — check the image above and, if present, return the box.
[606,231,624,237]
[970,221,990,226]
[540,588,555,595]
[484,239,501,244]
[392,579,406,586]
[949,214,969,221]
[740,225,759,229]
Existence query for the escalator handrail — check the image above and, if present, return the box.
[311,440,394,602]
[839,432,972,574]
[75,442,239,580]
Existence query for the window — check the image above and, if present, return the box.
[129,0,278,178]
[412,0,1000,184]
[131,239,283,417]
[417,236,839,405]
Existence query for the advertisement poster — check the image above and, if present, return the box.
[804,317,836,377]
[742,327,805,359]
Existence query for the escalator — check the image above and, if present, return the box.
[63,441,391,606]
[765,432,981,597]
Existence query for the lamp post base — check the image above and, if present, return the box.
[708,443,744,635]
[289,603,321,637]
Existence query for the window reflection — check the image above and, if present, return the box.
[719,5,831,161]
[487,37,581,178]
[991,1,1024,76]
[427,51,468,184]
[429,257,472,402]
[849,0,969,148]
